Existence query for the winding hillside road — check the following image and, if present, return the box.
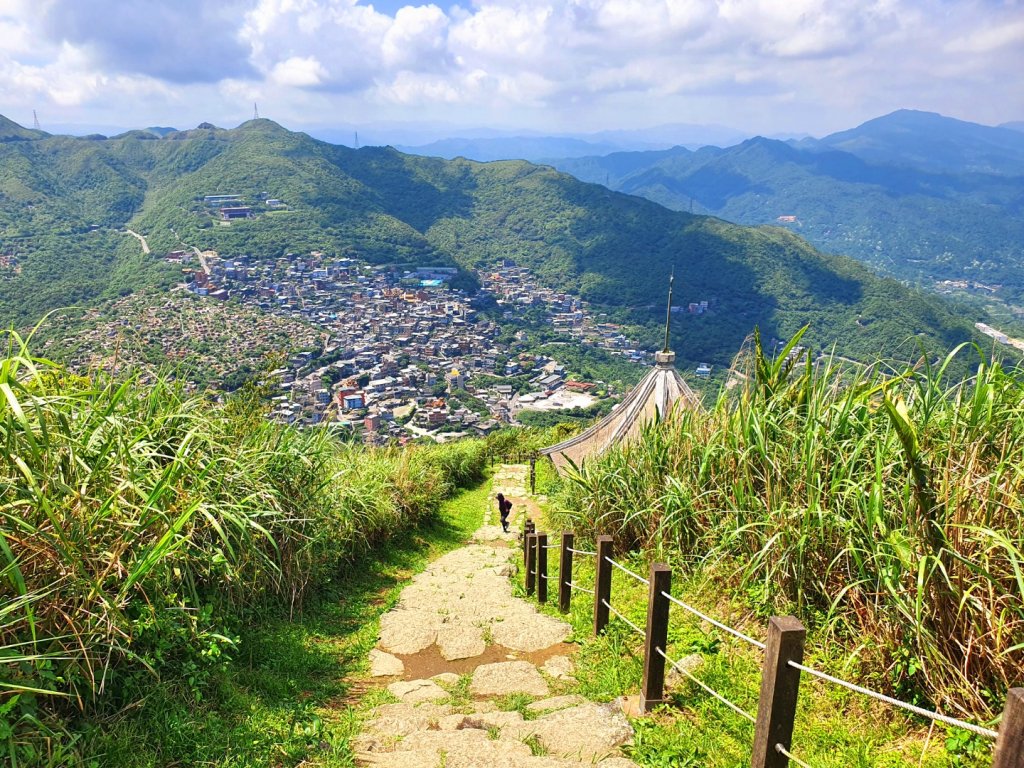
[124,228,150,254]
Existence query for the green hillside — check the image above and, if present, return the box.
[551,114,1024,305]
[0,115,992,370]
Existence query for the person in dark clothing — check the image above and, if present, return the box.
[496,492,512,532]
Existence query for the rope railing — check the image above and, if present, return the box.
[656,647,756,724]
[519,524,1021,768]
[601,599,645,637]
[661,591,766,650]
[567,547,597,556]
[567,581,594,595]
[775,743,815,768]
[605,556,650,586]
[788,660,999,739]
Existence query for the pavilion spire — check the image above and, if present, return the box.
[662,268,674,353]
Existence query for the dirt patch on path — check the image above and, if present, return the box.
[396,641,577,681]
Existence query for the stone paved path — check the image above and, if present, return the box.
[356,464,639,767]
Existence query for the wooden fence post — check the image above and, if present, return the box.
[752,616,805,768]
[523,519,534,563]
[641,563,672,712]
[558,532,574,613]
[525,533,537,596]
[536,532,548,604]
[993,688,1024,768]
[529,456,536,494]
[593,535,614,635]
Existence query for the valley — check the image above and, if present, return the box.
[0,114,998,403]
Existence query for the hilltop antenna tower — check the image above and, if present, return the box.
[253,102,259,120]
[662,268,675,353]
[354,131,359,149]
[32,110,40,130]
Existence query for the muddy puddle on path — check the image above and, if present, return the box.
[395,641,577,680]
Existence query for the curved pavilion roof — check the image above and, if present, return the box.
[539,350,699,473]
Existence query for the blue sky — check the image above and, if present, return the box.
[0,0,1021,140]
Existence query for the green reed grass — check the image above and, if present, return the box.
[0,330,486,763]
[553,331,1023,720]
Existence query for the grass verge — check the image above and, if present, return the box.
[521,519,991,766]
[82,478,490,767]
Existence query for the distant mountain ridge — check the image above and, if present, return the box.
[551,111,1024,303]
[0,113,989,370]
[397,136,623,162]
[811,109,1024,175]
[396,123,751,163]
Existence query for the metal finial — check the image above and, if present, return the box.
[663,269,674,353]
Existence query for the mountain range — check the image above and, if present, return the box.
[548,111,1024,304]
[394,123,754,163]
[0,113,990,372]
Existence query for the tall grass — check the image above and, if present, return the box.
[554,331,1024,719]
[0,331,486,762]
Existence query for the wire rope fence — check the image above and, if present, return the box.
[517,520,1024,768]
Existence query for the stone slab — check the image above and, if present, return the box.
[540,655,574,680]
[527,695,587,713]
[387,678,449,704]
[369,648,405,677]
[507,703,633,760]
[470,660,550,697]
[438,624,487,660]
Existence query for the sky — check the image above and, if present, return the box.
[0,0,1022,141]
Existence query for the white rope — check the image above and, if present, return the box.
[567,581,594,595]
[661,591,766,650]
[568,547,597,556]
[604,556,650,586]
[655,647,756,723]
[601,599,645,637]
[788,661,998,739]
[544,544,559,549]
[539,573,549,580]
[775,743,814,768]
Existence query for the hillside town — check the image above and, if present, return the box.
[148,247,652,443]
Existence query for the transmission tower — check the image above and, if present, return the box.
[32,110,40,130]
[253,102,259,120]
[354,131,359,148]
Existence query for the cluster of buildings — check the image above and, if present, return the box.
[937,279,1001,295]
[0,253,20,276]
[200,193,288,223]
[172,249,614,442]
[478,262,650,363]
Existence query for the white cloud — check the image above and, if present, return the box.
[0,0,1021,136]
[946,18,1024,53]
[271,55,329,86]
[382,5,449,69]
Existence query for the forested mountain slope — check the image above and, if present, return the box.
[0,115,988,368]
[551,112,1024,304]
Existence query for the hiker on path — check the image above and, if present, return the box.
[496,492,512,532]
